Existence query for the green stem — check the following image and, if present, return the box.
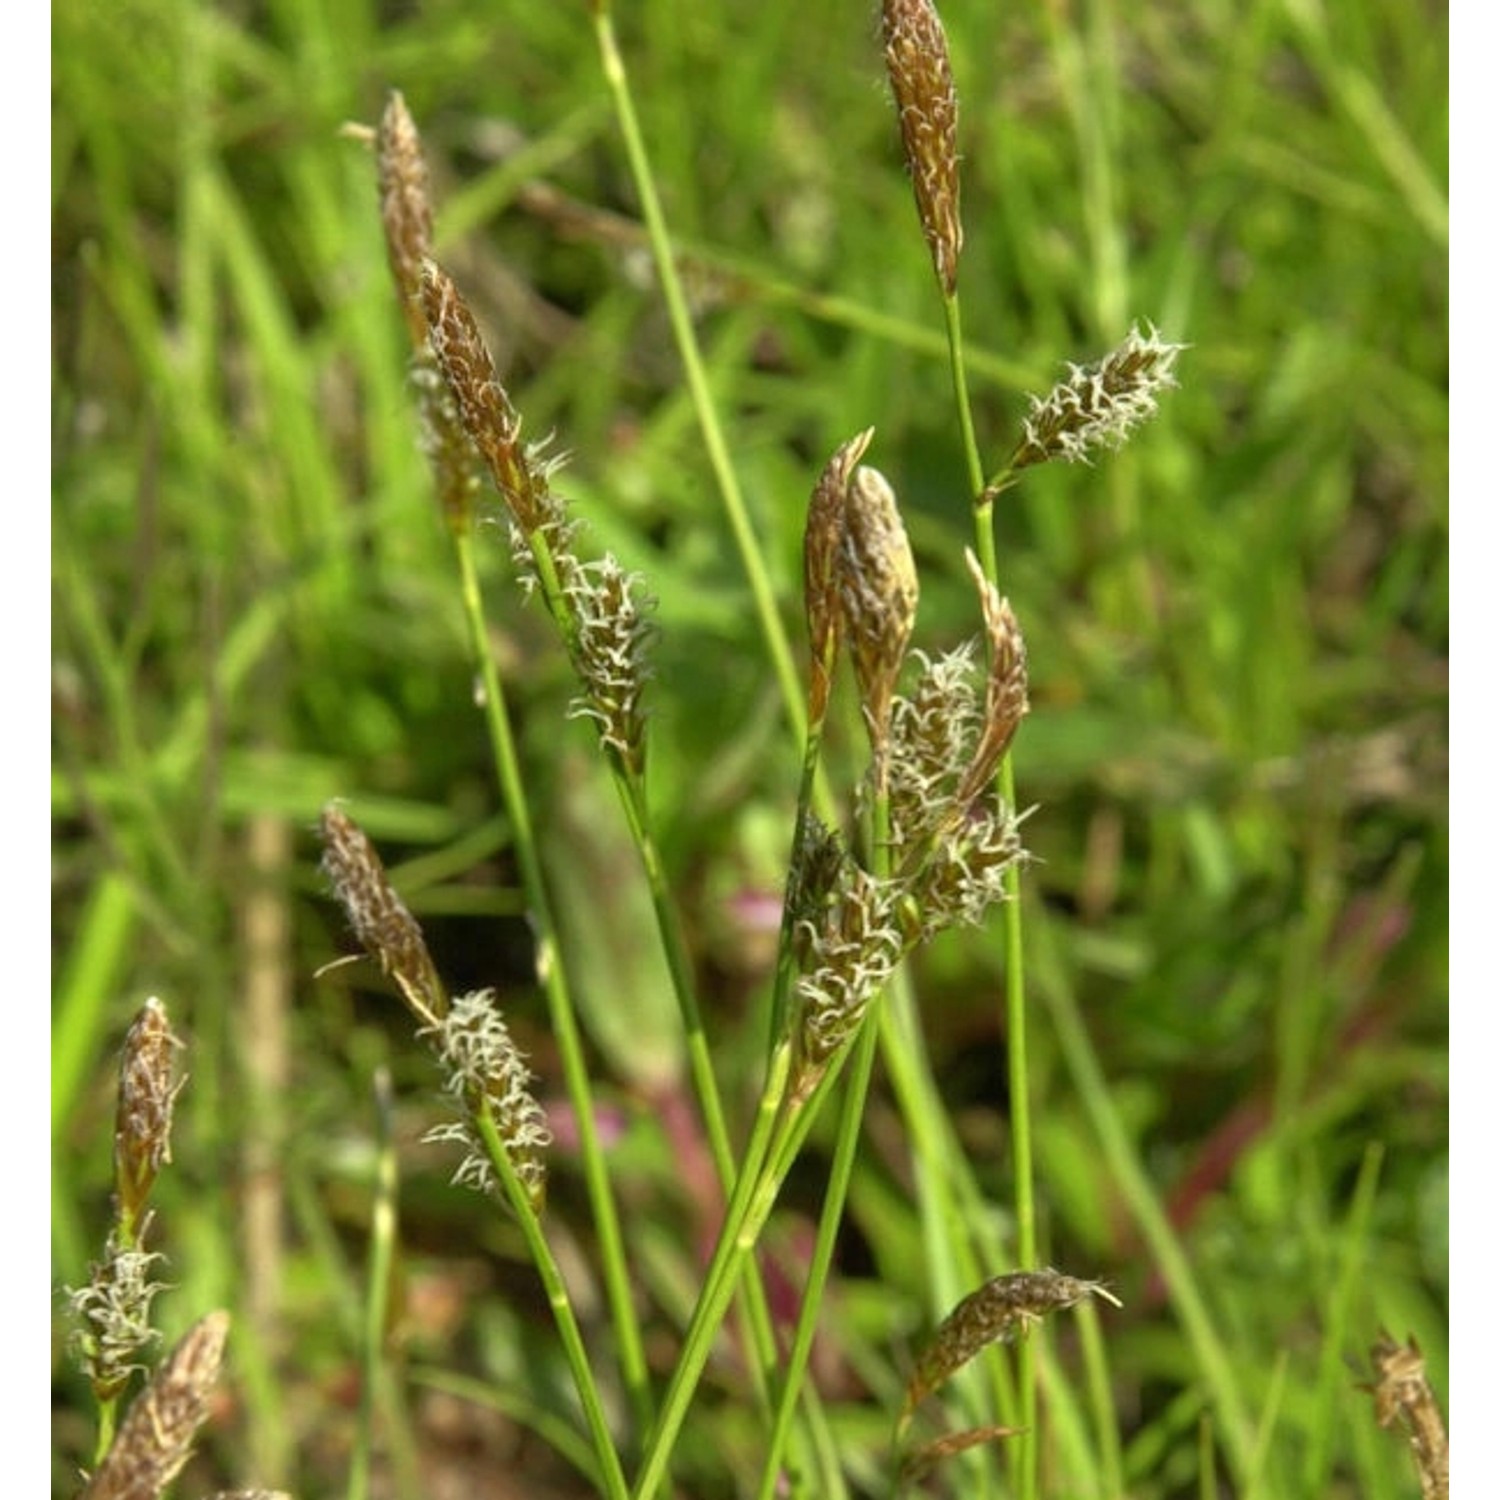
[753,767,899,1499]
[452,527,652,1436]
[618,776,786,1416]
[951,284,1038,1500]
[943,294,986,501]
[754,986,881,1500]
[590,1,811,755]
[508,489,792,1422]
[631,1046,854,1500]
[997,751,1037,1498]
[471,1107,631,1500]
[1032,915,1255,1482]
[348,1069,398,1500]
[92,1400,118,1469]
[631,1041,792,1500]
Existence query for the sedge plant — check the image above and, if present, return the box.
[320,15,1185,1485]
[49,2,1452,1500]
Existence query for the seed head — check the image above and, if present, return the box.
[564,553,656,779]
[905,801,1026,942]
[65,1228,168,1403]
[377,90,434,349]
[803,428,874,724]
[420,990,552,1214]
[882,0,963,295]
[81,1310,231,1500]
[1009,323,1185,474]
[955,550,1029,807]
[902,1270,1120,1421]
[114,998,184,1232]
[838,465,918,776]
[1364,1333,1449,1500]
[791,864,904,1098]
[420,259,553,535]
[411,355,484,532]
[884,645,981,857]
[319,803,445,1026]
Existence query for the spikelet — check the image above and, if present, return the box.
[113,998,184,1234]
[376,89,434,348]
[954,549,1029,807]
[1364,1333,1449,1500]
[419,261,655,776]
[803,428,874,724]
[1007,323,1185,476]
[66,999,184,1401]
[898,1424,1025,1486]
[319,803,446,1026]
[901,1269,1120,1422]
[81,1311,231,1500]
[905,800,1026,942]
[420,990,553,1213]
[420,258,558,537]
[882,0,963,295]
[362,95,483,530]
[66,1229,168,1403]
[564,553,655,779]
[790,862,904,1098]
[883,645,981,857]
[838,465,918,778]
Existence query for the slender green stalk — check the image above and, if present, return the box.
[943,295,985,504]
[1302,1142,1384,1493]
[1032,914,1255,1482]
[631,1041,793,1500]
[631,1047,856,1500]
[756,1019,881,1500]
[1076,1299,1124,1498]
[451,527,652,1435]
[615,775,787,1416]
[471,1106,631,1500]
[589,0,810,755]
[876,972,1020,1473]
[348,1069,398,1500]
[948,283,1040,1500]
[754,782,898,1500]
[996,753,1037,1498]
[583,26,926,1473]
[480,473,791,1423]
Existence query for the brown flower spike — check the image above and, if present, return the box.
[320,803,446,1026]
[420,258,551,536]
[882,0,963,296]
[898,1424,1025,1486]
[81,1311,231,1500]
[114,998,184,1233]
[956,548,1029,808]
[367,96,482,530]
[377,89,434,348]
[902,1269,1120,1423]
[1365,1333,1449,1500]
[803,427,874,724]
[837,465,918,778]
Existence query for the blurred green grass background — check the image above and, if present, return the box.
[52,0,1446,1495]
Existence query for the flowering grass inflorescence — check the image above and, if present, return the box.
[318,804,551,1214]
